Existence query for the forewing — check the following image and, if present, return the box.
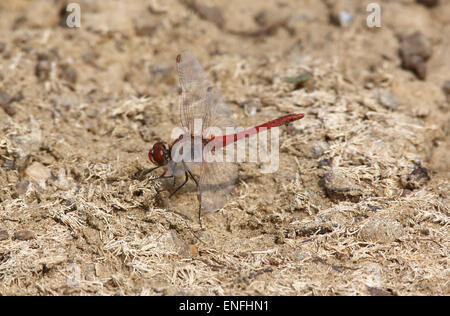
[203,87,236,138]
[176,51,235,137]
[177,50,210,136]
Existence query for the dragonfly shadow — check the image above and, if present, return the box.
[161,176,198,195]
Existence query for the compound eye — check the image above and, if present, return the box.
[148,143,167,166]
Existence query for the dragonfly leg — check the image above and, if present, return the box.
[156,182,174,194]
[197,193,203,228]
[182,163,203,227]
[141,166,173,183]
[142,168,176,194]
[152,175,175,180]
[147,169,175,182]
[183,163,202,227]
[188,170,199,187]
[169,171,189,198]
[140,166,161,178]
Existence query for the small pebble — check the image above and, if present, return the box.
[338,11,353,26]
[15,179,30,195]
[399,32,432,80]
[376,89,397,110]
[188,244,199,257]
[310,143,326,158]
[400,32,432,60]
[254,10,268,26]
[35,54,53,82]
[329,4,354,27]
[416,0,439,8]
[148,1,168,14]
[11,90,24,103]
[420,228,430,236]
[403,55,427,80]
[13,230,35,241]
[1,159,14,170]
[192,3,225,29]
[242,99,260,116]
[134,21,158,37]
[368,205,381,213]
[0,230,9,241]
[369,287,394,296]
[321,171,362,201]
[318,158,331,168]
[360,217,405,242]
[401,166,430,190]
[58,63,77,85]
[0,89,15,116]
[442,81,450,98]
[24,162,51,189]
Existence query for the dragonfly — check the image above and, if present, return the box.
[147,50,304,226]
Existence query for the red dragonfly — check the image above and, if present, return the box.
[147,50,304,225]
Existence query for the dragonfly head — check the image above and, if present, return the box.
[148,142,169,166]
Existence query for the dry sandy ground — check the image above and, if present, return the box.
[0,0,449,295]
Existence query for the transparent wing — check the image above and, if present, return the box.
[203,86,236,138]
[176,50,235,137]
[198,148,238,212]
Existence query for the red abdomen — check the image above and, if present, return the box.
[213,113,305,148]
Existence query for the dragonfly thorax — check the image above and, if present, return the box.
[170,134,207,164]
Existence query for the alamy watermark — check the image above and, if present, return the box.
[366,3,381,28]
[66,3,81,28]
[65,2,382,29]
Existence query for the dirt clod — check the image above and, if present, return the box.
[321,171,362,202]
[359,217,405,242]
[183,0,225,29]
[24,162,51,189]
[35,54,53,82]
[401,165,431,190]
[13,230,35,241]
[0,89,15,116]
[0,231,9,241]
[399,32,432,80]
[369,287,394,296]
[134,20,158,37]
[442,81,450,98]
[416,0,439,8]
[58,63,77,85]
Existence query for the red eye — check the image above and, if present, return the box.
[148,143,167,166]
